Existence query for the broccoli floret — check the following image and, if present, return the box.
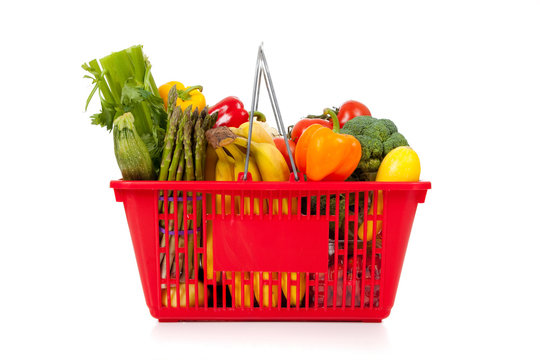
[363,121,392,142]
[377,118,398,134]
[356,134,383,159]
[341,116,408,176]
[341,116,375,134]
[383,132,409,156]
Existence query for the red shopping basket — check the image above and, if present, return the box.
[111,177,430,321]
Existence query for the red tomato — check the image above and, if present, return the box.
[273,137,296,172]
[290,118,333,143]
[337,100,371,127]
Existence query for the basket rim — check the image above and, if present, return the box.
[110,179,431,191]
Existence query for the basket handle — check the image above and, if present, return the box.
[243,44,299,181]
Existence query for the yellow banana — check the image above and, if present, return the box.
[204,221,221,282]
[253,271,279,308]
[233,135,296,216]
[230,121,275,145]
[234,136,303,305]
[233,137,289,182]
[225,271,252,307]
[161,282,205,307]
[214,147,235,214]
[204,145,218,281]
[224,143,267,215]
[223,143,277,307]
[204,144,219,281]
[281,272,306,307]
[206,147,235,283]
[204,144,217,182]
[225,143,262,182]
[223,143,274,306]
[215,147,252,306]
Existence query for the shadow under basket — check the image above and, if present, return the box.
[111,177,430,322]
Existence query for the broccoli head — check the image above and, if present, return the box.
[341,116,408,174]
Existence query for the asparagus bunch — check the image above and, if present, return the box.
[157,85,217,282]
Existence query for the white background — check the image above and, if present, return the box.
[1,0,539,359]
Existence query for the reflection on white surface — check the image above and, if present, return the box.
[151,321,389,352]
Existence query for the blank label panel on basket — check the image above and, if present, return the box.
[84,44,430,321]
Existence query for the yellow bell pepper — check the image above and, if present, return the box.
[158,81,206,112]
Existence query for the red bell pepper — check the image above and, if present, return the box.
[209,96,265,128]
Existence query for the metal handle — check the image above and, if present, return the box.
[243,44,299,181]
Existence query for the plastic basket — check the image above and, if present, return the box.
[111,177,430,321]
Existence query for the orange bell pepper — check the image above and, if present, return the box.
[295,108,362,181]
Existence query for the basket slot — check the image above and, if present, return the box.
[173,191,180,298]
[181,190,189,307]
[369,190,379,308]
[194,188,202,308]
[360,191,369,308]
[342,192,350,309]
[202,191,208,309]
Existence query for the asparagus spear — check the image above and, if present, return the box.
[195,114,204,182]
[162,106,191,279]
[194,110,210,275]
[165,109,190,279]
[199,107,208,123]
[182,112,196,279]
[175,105,192,181]
[166,85,178,121]
[158,105,182,280]
[184,113,196,182]
[168,110,187,181]
[158,106,182,181]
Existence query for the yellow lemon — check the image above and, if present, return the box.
[376,146,421,182]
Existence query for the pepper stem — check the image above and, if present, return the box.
[177,85,203,101]
[323,108,340,133]
[248,111,266,123]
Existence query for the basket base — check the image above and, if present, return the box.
[153,307,391,322]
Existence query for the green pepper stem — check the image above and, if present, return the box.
[324,108,340,133]
[248,111,266,123]
[177,85,203,101]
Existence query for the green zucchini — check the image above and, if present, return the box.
[113,112,155,180]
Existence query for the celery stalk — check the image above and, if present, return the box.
[83,45,167,174]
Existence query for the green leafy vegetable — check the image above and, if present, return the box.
[82,45,167,173]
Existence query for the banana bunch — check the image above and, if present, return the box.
[215,144,255,307]
[204,122,306,307]
[229,123,304,306]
